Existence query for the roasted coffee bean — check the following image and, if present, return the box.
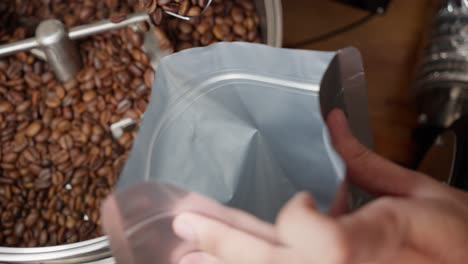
[97,166,112,178]
[71,168,87,186]
[144,68,155,88]
[58,214,66,227]
[79,6,95,21]
[129,31,144,47]
[24,74,41,88]
[58,134,74,150]
[25,121,42,137]
[13,222,25,237]
[51,171,64,186]
[63,79,78,91]
[63,107,73,120]
[12,134,28,153]
[39,230,48,246]
[24,210,39,227]
[128,64,144,77]
[82,90,97,102]
[34,128,51,143]
[0,185,12,199]
[38,169,52,181]
[41,72,54,83]
[0,177,14,185]
[45,95,62,108]
[66,232,78,244]
[110,12,128,23]
[66,216,76,229]
[57,227,66,244]
[5,236,17,246]
[0,100,13,113]
[150,8,163,26]
[51,150,70,165]
[22,147,41,164]
[77,67,95,83]
[15,100,31,113]
[17,121,30,133]
[3,152,17,163]
[71,152,87,168]
[116,99,132,114]
[56,119,72,133]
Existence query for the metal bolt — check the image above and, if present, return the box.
[418,113,428,124]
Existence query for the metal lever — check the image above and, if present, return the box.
[0,12,150,82]
[36,20,82,82]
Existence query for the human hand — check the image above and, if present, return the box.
[172,109,468,264]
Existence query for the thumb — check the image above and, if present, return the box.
[338,198,410,263]
[337,197,442,264]
[326,109,430,197]
[173,213,284,264]
[179,252,220,264]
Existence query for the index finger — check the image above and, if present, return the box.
[327,109,435,197]
[173,213,288,264]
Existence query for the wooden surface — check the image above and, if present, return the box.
[282,0,439,166]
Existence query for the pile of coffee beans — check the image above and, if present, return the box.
[0,26,153,247]
[138,0,209,26]
[12,0,139,28]
[0,0,261,248]
[0,1,15,26]
[1,0,141,44]
[0,0,18,41]
[167,0,261,51]
[130,0,262,52]
[0,0,153,248]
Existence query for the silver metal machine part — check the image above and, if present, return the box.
[36,20,82,82]
[111,118,137,139]
[30,48,47,60]
[414,0,468,128]
[164,0,213,21]
[68,12,150,40]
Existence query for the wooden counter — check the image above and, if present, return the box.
[282,0,439,166]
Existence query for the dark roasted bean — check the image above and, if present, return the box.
[23,147,41,164]
[110,12,128,24]
[25,121,42,137]
[24,210,39,227]
[14,222,25,238]
[0,100,13,113]
[39,230,48,246]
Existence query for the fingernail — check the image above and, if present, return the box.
[333,109,347,124]
[330,109,352,134]
[173,214,197,243]
[296,192,316,208]
[180,252,214,264]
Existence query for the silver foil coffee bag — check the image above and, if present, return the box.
[117,42,372,221]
